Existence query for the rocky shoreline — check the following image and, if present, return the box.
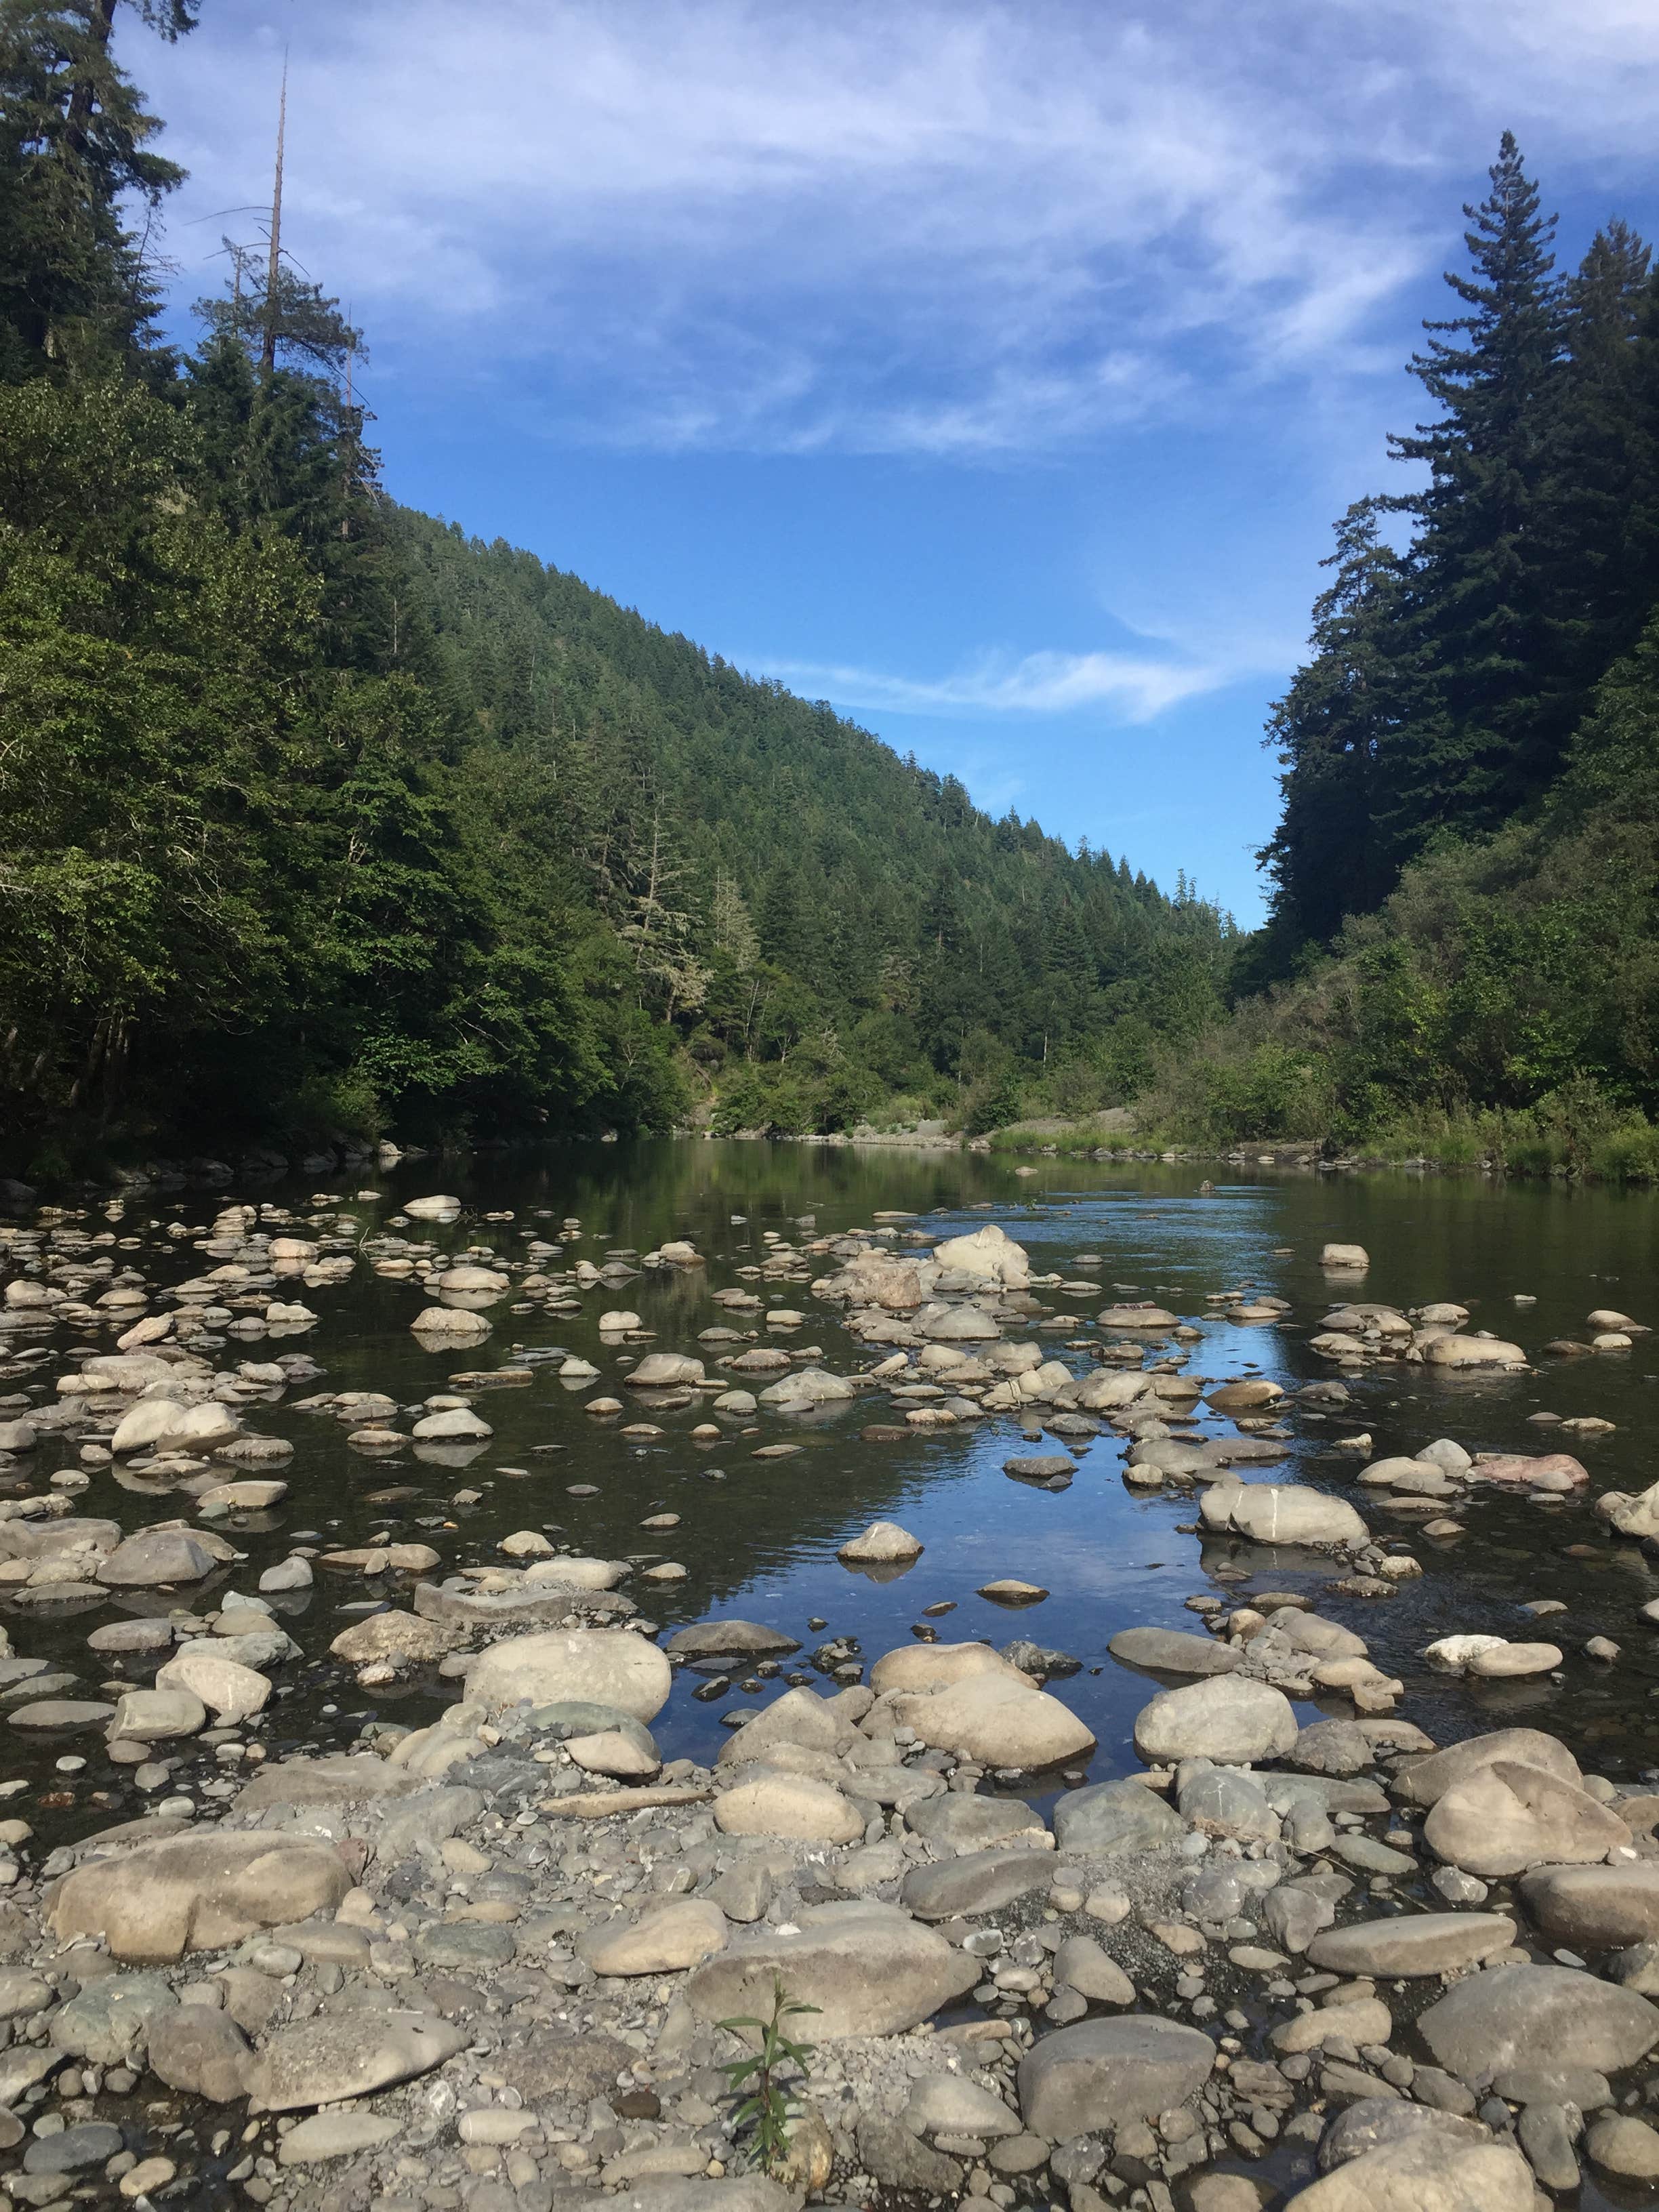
[0,1201,1656,2212]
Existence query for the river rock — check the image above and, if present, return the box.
[49,1972,176,2064]
[666,1620,802,1658]
[1017,2015,1214,2137]
[900,1849,1056,1920]
[1596,1481,1659,1538]
[1418,1963,1659,2078]
[714,1771,864,1843]
[465,1627,672,1720]
[96,1527,219,1585]
[1394,1729,1576,1809]
[683,1901,979,2038]
[630,1353,707,1388]
[277,2112,403,2165]
[1420,1336,1527,1369]
[245,2009,467,2112]
[1287,2133,1532,2209]
[1319,1244,1369,1270]
[1318,2100,1490,2171]
[1133,1676,1298,1765]
[49,1833,352,1962]
[869,1641,1019,1695]
[838,1521,922,1563]
[1307,1913,1515,1977]
[904,1793,1046,1850]
[890,1671,1094,1767]
[1052,1778,1184,1854]
[146,2004,252,2102]
[1108,1626,1242,1677]
[155,1647,270,1723]
[329,1612,456,1668]
[902,2074,1022,2139]
[1425,1760,1631,1876]
[1586,2115,1659,2179]
[108,1687,207,1741]
[410,1307,489,1342]
[931,1225,1031,1287]
[1519,1863,1659,1949]
[578,1900,729,1975]
[1200,1482,1368,1548]
[1052,1934,1135,2005]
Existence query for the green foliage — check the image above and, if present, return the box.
[717,1978,819,2177]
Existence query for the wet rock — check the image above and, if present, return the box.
[49,1832,352,1962]
[1134,1676,1298,1765]
[683,1900,978,2038]
[245,2009,467,2112]
[1420,1336,1528,1370]
[1053,1777,1183,1853]
[1108,1626,1242,1677]
[1586,2114,1659,2179]
[155,1647,270,1723]
[1017,2015,1214,2137]
[892,1671,1094,1767]
[465,1626,672,1720]
[837,1520,923,1562]
[1307,1913,1516,1977]
[96,1527,219,1584]
[1418,1963,1659,2079]
[665,1620,802,1658]
[23,2123,125,2175]
[108,1687,206,1741]
[1199,1482,1368,1549]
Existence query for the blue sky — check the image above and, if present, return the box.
[133,0,1659,920]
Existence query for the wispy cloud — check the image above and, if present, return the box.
[138,0,1659,462]
[763,645,1240,724]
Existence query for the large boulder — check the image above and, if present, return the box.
[1424,1761,1630,1877]
[1596,1481,1659,1538]
[1052,1779,1183,1856]
[245,2011,466,2113]
[464,1629,671,1721]
[96,1528,220,1586]
[1017,2016,1214,2139]
[49,1835,352,1963]
[1306,1914,1515,1978]
[1285,2134,1534,2210]
[1420,1336,1527,1369]
[1418,1964,1659,2079]
[665,1620,802,1660]
[889,1672,1094,1769]
[1394,1729,1580,1809]
[758,1368,855,1407]
[1519,1864,1659,1950]
[683,1902,978,2039]
[869,1643,1019,1696]
[930,1225,1031,1288]
[1199,1482,1368,1549]
[838,1522,923,1564]
[1133,1677,1298,1765]
[628,1353,706,1389]
[155,1648,270,1724]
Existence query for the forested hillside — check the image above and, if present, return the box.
[1154,136,1659,1174]
[0,1,1229,1176]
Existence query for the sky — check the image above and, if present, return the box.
[129,0,1659,922]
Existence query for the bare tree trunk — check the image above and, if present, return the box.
[261,62,287,377]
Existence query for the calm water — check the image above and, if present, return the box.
[14,1138,1659,1843]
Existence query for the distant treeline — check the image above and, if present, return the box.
[0,0,1233,1174]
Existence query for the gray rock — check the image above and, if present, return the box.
[1107,1626,1242,1677]
[1418,1964,1659,2081]
[1017,2015,1214,2138]
[1289,1720,1374,1776]
[22,2123,124,2174]
[49,1971,176,2064]
[905,1792,1047,1850]
[1317,2098,1490,2171]
[1519,1862,1659,1950]
[1282,2134,1534,2208]
[245,2009,467,2112]
[276,2112,403,2164]
[1492,2066,1612,2108]
[900,1848,1055,1921]
[854,2116,962,2194]
[1002,1454,1076,1483]
[1393,1729,1581,1809]
[146,2004,251,2102]
[1052,1778,1183,1855]
[1307,1914,1515,1978]
[1177,1765,1277,1841]
[1263,1884,1337,1955]
[902,2074,1022,2138]
[96,1528,219,1585]
[1133,1676,1298,1765]
[665,1622,801,1659]
[1586,2114,1659,2179]
[1052,1935,1134,2005]
[414,1921,516,1970]
[683,1901,978,2039]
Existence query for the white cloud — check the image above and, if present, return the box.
[763,645,1239,724]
